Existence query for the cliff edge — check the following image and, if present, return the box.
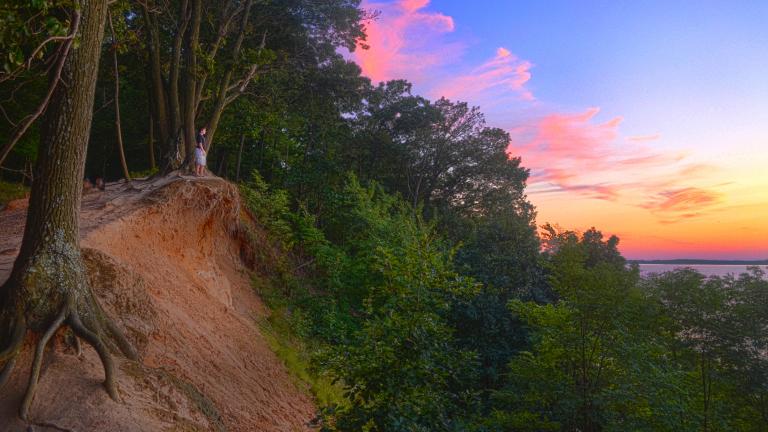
[0,175,316,431]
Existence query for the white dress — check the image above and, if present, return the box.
[195,147,207,166]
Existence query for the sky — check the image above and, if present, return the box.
[350,0,768,260]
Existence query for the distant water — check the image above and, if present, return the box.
[638,264,767,278]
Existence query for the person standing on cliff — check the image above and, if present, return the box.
[195,126,207,176]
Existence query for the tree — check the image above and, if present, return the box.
[347,83,531,221]
[136,0,366,170]
[648,268,768,431]
[447,206,544,409]
[0,0,80,168]
[0,0,136,420]
[314,178,480,431]
[107,9,131,181]
[490,229,692,432]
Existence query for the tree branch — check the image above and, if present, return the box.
[223,30,267,107]
[0,10,81,167]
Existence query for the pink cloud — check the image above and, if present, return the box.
[352,1,720,227]
[643,187,723,223]
[535,183,621,201]
[353,2,535,103]
[626,134,661,142]
[507,108,682,201]
[678,163,717,177]
[354,0,458,83]
[400,0,428,12]
[509,107,621,175]
[644,188,721,211]
[431,46,534,101]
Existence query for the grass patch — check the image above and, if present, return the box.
[130,167,159,179]
[255,276,345,408]
[0,180,28,208]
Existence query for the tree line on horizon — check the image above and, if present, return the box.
[1,1,767,430]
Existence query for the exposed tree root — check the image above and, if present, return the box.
[0,291,136,421]
[20,307,67,420]
[31,420,77,432]
[73,333,82,357]
[0,356,16,388]
[68,309,119,402]
[89,294,138,361]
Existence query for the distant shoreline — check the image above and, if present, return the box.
[630,259,768,265]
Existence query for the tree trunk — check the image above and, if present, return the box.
[202,0,255,151]
[236,134,245,181]
[140,3,170,147]
[148,113,156,170]
[169,0,188,138]
[0,0,135,420]
[216,149,227,176]
[108,11,130,181]
[182,0,202,168]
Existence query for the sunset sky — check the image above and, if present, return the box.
[350,0,768,260]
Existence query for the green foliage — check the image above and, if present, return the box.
[258,304,345,408]
[489,228,768,432]
[0,180,28,207]
[315,190,481,431]
[240,170,295,249]
[647,268,768,430]
[0,1,71,75]
[242,173,487,431]
[346,81,533,221]
[496,229,656,432]
[128,167,158,178]
[3,1,764,430]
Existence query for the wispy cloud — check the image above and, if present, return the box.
[504,107,714,215]
[643,187,723,223]
[507,108,679,200]
[677,163,717,177]
[354,0,459,83]
[431,47,534,101]
[354,1,535,104]
[627,134,661,142]
[353,1,724,227]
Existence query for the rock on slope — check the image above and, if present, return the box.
[0,175,316,431]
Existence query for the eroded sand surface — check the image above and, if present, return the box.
[0,175,315,431]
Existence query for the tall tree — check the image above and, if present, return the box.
[136,0,365,171]
[348,82,531,219]
[0,0,136,420]
[108,10,131,181]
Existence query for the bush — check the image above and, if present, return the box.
[0,180,28,208]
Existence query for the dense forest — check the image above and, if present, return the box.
[1,1,767,430]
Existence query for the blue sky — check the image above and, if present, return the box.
[353,0,768,258]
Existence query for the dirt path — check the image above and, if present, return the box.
[0,175,316,431]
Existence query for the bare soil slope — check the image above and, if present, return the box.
[0,175,316,431]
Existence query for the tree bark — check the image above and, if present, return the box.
[169,0,189,139]
[148,113,156,170]
[0,0,135,419]
[182,0,202,168]
[236,133,245,181]
[108,11,130,181]
[138,0,263,169]
[203,0,255,151]
[140,3,170,147]
[194,2,240,117]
